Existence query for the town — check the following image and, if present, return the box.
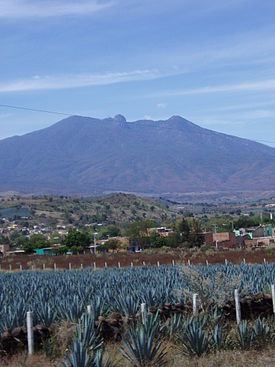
[1,194,275,267]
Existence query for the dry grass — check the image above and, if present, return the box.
[2,344,275,367]
[102,342,275,367]
[50,320,76,357]
[167,345,275,367]
[0,354,55,367]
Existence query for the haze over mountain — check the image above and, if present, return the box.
[0,115,275,196]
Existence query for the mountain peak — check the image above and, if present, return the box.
[167,115,197,128]
[0,114,274,195]
[113,114,127,123]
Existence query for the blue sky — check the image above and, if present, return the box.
[0,0,275,146]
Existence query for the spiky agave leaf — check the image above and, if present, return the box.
[236,320,254,350]
[179,319,209,357]
[92,350,112,367]
[252,317,270,343]
[76,313,102,351]
[211,324,224,351]
[120,323,167,367]
[57,340,94,367]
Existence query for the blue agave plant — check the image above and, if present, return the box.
[120,319,167,367]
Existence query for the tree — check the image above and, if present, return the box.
[176,217,190,242]
[189,219,204,248]
[97,225,121,240]
[57,245,69,255]
[23,234,49,253]
[126,220,156,249]
[104,239,121,252]
[166,233,181,248]
[149,232,167,248]
[62,230,91,249]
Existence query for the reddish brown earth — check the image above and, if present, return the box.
[0,248,274,271]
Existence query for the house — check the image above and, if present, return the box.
[241,225,273,238]
[147,227,174,237]
[204,232,238,249]
[244,237,275,248]
[6,249,25,256]
[0,244,10,257]
[34,247,57,255]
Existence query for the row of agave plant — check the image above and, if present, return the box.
[1,262,275,333]
[56,309,275,367]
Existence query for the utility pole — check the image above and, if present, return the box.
[213,224,218,250]
[93,232,98,254]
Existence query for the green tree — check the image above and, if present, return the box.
[176,217,190,242]
[62,230,91,249]
[23,234,49,253]
[149,232,167,248]
[97,225,121,240]
[189,219,204,248]
[104,238,121,252]
[126,220,156,249]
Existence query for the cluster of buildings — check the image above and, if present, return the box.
[204,224,275,249]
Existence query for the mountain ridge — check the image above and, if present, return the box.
[0,115,275,195]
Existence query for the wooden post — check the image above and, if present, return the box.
[271,284,275,314]
[118,262,121,269]
[234,289,241,324]
[157,261,160,267]
[140,303,147,325]
[27,311,34,355]
[172,259,175,266]
[193,293,199,317]
[87,305,92,315]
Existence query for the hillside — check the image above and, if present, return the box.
[0,115,275,195]
[0,193,177,225]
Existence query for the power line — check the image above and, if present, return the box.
[0,103,73,116]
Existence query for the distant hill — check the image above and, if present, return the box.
[0,114,275,195]
[0,193,176,225]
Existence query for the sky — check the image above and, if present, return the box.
[0,0,275,146]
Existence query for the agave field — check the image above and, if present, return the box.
[1,263,275,366]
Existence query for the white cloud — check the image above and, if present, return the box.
[157,103,167,109]
[143,115,152,120]
[0,69,160,93]
[0,112,12,119]
[211,100,275,113]
[150,79,275,98]
[197,110,275,126]
[0,0,113,18]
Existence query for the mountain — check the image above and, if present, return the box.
[0,115,275,195]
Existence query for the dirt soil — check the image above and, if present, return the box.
[0,248,274,271]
